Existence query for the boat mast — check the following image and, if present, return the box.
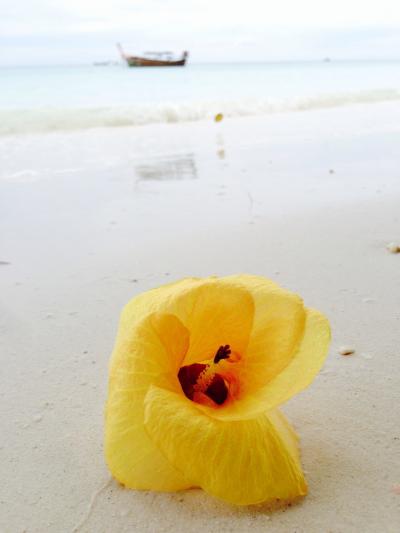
[116,43,126,60]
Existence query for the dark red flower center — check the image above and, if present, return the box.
[178,345,231,406]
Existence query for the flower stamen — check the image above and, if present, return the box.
[213,344,231,364]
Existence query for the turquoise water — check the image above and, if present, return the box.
[1,61,400,134]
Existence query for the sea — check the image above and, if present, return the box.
[1,61,400,136]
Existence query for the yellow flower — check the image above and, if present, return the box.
[105,275,330,505]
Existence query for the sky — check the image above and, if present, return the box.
[1,0,400,65]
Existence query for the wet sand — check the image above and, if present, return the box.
[1,102,400,532]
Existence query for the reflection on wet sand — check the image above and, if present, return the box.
[135,153,197,181]
[216,133,226,160]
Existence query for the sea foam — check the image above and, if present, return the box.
[1,89,399,136]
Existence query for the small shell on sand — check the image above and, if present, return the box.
[392,484,400,495]
[339,346,355,356]
[387,242,400,254]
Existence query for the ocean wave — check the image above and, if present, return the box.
[1,89,399,136]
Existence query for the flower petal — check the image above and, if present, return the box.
[226,274,307,388]
[144,385,307,505]
[105,312,191,490]
[183,274,314,421]
[118,276,255,366]
[192,306,329,421]
[175,280,255,366]
[234,307,331,418]
[117,277,203,332]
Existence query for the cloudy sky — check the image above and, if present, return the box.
[1,0,400,65]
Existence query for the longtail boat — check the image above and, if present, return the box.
[117,43,188,67]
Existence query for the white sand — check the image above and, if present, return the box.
[1,102,400,532]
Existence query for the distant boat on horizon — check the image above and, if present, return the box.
[93,60,119,67]
[117,43,188,67]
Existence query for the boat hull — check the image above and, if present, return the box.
[125,56,187,67]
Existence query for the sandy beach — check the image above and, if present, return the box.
[1,101,400,532]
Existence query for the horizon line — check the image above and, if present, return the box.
[2,57,400,68]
